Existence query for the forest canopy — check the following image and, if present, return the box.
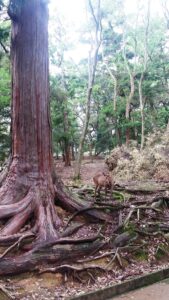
[0,0,169,162]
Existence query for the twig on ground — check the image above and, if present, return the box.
[0,285,14,300]
[39,264,107,274]
[0,233,35,259]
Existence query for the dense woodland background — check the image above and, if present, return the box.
[0,0,169,167]
[1,1,169,297]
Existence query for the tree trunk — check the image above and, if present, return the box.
[0,0,112,276]
[74,0,101,179]
[63,107,71,166]
[62,80,71,167]
[74,86,91,178]
[116,127,122,146]
[123,31,135,147]
[138,0,150,150]
[138,75,145,150]
[71,144,75,161]
[125,73,135,147]
[89,143,93,162]
[64,140,71,167]
[0,0,60,242]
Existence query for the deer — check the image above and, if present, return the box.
[93,171,113,199]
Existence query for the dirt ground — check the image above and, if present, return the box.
[55,157,108,186]
[1,158,169,300]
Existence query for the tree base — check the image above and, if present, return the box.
[0,161,110,276]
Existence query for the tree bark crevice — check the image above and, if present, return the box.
[0,0,112,276]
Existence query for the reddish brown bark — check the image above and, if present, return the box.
[0,0,60,241]
[0,0,111,276]
[64,141,71,167]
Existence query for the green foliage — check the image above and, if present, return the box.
[0,56,11,161]
[0,26,9,43]
[0,21,10,58]
[0,0,169,161]
[135,248,148,261]
[50,77,79,156]
[0,0,4,10]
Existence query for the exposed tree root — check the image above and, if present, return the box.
[34,232,102,250]
[54,178,113,222]
[0,162,115,276]
[0,232,35,246]
[0,240,104,276]
[0,193,32,219]
[65,205,115,227]
[0,163,168,277]
[0,0,116,278]
[61,223,84,237]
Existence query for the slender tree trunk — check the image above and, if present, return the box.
[89,143,93,162]
[106,65,121,146]
[56,29,71,167]
[62,81,71,167]
[103,60,118,111]
[123,26,136,147]
[64,140,71,166]
[63,108,71,166]
[74,0,101,179]
[71,144,75,161]
[116,127,122,146]
[125,73,135,146]
[102,50,121,147]
[74,84,93,178]
[138,0,150,150]
[138,75,145,150]
[123,50,135,147]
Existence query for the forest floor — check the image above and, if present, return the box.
[1,158,169,300]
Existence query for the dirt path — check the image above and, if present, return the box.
[55,158,108,185]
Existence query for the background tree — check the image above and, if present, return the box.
[74,0,102,179]
[137,1,150,149]
[50,16,72,166]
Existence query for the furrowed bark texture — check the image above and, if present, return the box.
[0,0,61,242]
[11,0,52,176]
[0,0,111,275]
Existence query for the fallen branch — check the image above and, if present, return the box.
[135,229,162,236]
[105,248,119,269]
[0,233,35,259]
[65,205,115,227]
[0,231,35,246]
[124,208,135,226]
[0,284,14,300]
[77,250,116,263]
[39,264,107,274]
